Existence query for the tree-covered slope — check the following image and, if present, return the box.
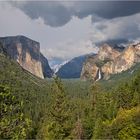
[0,42,140,139]
[0,52,50,138]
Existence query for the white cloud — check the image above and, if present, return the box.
[0,3,96,62]
[0,2,140,65]
[91,13,140,43]
[43,39,98,61]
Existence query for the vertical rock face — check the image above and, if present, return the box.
[97,44,121,61]
[81,43,140,81]
[0,35,53,78]
[81,55,98,80]
[40,53,53,78]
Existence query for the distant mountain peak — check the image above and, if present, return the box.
[52,60,69,73]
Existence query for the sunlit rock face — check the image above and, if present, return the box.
[0,35,53,78]
[81,55,99,81]
[81,42,140,81]
[97,44,121,61]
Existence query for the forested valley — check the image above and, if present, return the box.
[0,52,140,139]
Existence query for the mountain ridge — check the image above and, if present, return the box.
[56,54,95,78]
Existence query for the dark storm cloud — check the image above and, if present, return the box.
[11,1,140,27]
[74,1,140,19]
[19,1,72,27]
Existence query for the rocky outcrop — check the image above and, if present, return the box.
[81,43,140,81]
[0,35,53,78]
[97,44,121,61]
[81,55,98,80]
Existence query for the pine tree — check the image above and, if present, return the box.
[46,77,71,139]
[116,83,133,109]
[90,82,101,117]
[71,118,84,139]
[91,83,108,139]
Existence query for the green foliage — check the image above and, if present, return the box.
[90,70,140,140]
[102,106,140,139]
[0,85,31,139]
[37,77,72,139]
[49,77,72,139]
[0,54,50,138]
[0,50,140,139]
[71,119,85,139]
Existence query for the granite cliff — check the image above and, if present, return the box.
[0,35,53,78]
[81,43,140,81]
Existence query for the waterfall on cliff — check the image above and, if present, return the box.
[96,69,102,81]
[98,69,101,80]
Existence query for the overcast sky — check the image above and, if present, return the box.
[0,1,140,65]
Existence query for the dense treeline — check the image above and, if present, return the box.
[36,74,140,139]
[0,51,140,139]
